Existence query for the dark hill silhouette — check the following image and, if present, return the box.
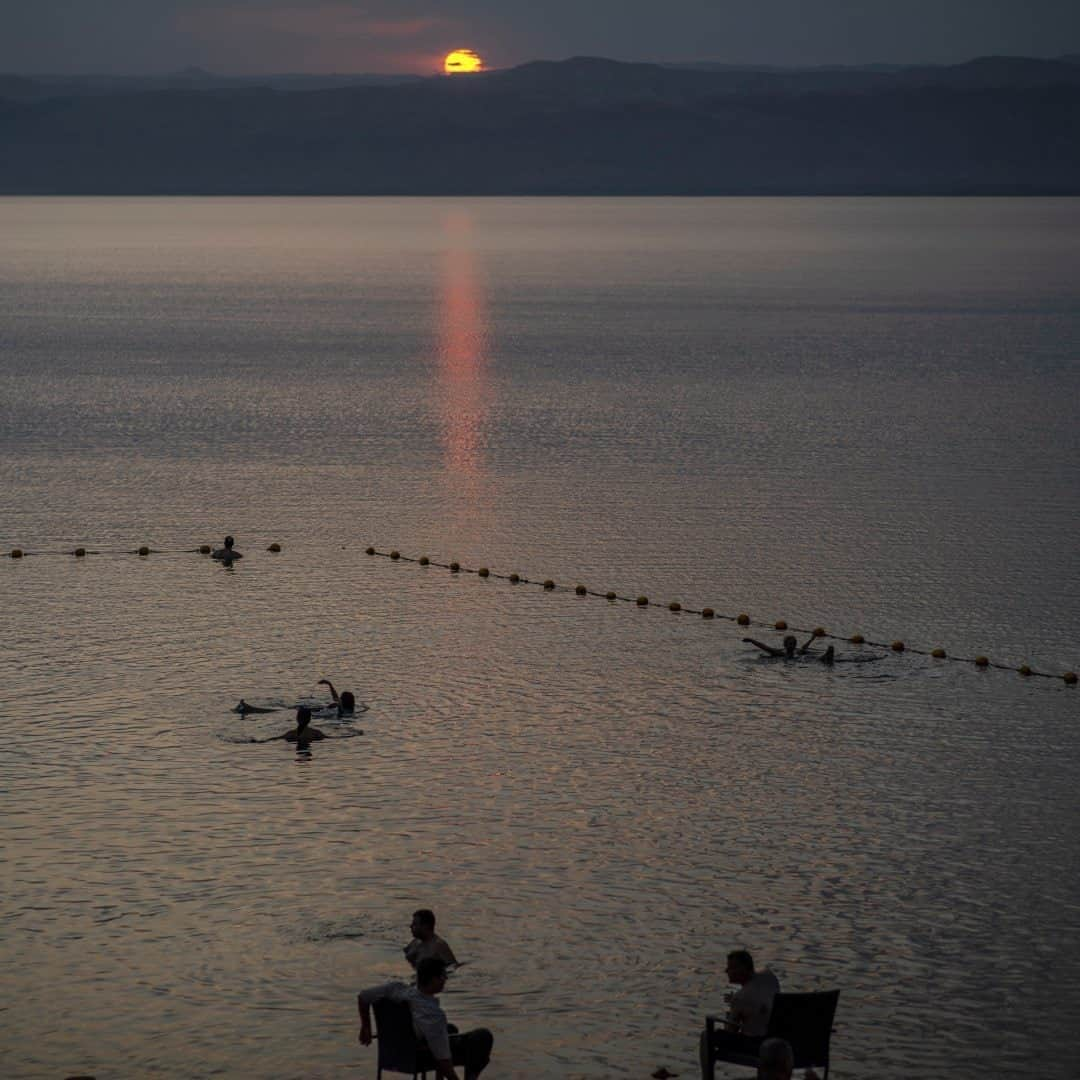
[0,56,1077,194]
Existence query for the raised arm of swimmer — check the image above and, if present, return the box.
[743,637,786,658]
[318,678,340,703]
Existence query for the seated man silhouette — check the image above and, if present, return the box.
[700,950,781,1077]
[358,957,493,1080]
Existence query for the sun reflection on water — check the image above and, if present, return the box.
[436,210,490,482]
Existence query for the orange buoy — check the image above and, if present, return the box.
[974,655,989,668]
[605,591,617,600]
[931,647,946,659]
[669,601,681,612]
[74,547,86,557]
[892,640,905,652]
[390,550,400,560]
[736,613,750,625]
[138,546,150,556]
[267,543,281,552]
[575,584,587,595]
[479,567,490,578]
[813,626,827,638]
[365,546,375,555]
[419,556,429,565]
[450,561,460,573]
[636,596,649,606]
[702,608,714,618]
[1063,672,1077,685]
[774,619,787,630]
[850,633,865,644]
[1019,665,1032,677]
[509,573,520,583]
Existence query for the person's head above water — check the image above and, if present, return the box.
[340,690,356,712]
[411,908,437,940]
[783,635,798,658]
[223,535,235,549]
[296,706,312,731]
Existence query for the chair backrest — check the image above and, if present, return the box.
[373,998,422,1074]
[765,991,840,1069]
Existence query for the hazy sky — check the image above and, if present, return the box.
[3,0,1079,76]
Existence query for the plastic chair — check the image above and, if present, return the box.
[704,990,840,1079]
[373,998,435,1079]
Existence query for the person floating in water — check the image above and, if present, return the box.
[233,699,276,714]
[742,634,816,659]
[277,706,326,746]
[404,908,459,970]
[318,678,357,716]
[212,535,242,561]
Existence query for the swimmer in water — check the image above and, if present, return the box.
[318,678,356,716]
[212,535,242,561]
[233,699,276,714]
[742,634,816,659]
[276,706,326,746]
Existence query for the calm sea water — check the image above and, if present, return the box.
[1,197,1078,1079]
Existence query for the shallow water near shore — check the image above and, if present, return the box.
[2,197,1079,1079]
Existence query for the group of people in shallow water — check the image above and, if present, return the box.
[743,632,880,666]
[234,677,363,747]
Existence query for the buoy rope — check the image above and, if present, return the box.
[6,544,283,556]
[363,547,1077,685]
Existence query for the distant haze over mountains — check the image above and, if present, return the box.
[2,55,1078,194]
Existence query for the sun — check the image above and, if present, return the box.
[444,49,483,74]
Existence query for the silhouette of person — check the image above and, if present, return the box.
[276,706,325,746]
[233,699,275,714]
[318,678,357,716]
[742,634,815,659]
[212,535,242,561]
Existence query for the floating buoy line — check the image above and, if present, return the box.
[364,546,1078,686]
[6,540,1075,685]
[6,544,284,556]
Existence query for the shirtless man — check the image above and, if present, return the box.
[404,909,459,969]
[277,706,326,746]
[212,535,242,561]
[742,634,815,659]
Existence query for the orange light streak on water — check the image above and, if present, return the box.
[436,211,489,481]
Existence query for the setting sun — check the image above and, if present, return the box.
[444,49,483,74]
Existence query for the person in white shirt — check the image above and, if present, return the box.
[358,957,492,1080]
[700,950,781,1078]
[726,950,781,1037]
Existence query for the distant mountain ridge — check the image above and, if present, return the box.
[1,55,1078,194]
